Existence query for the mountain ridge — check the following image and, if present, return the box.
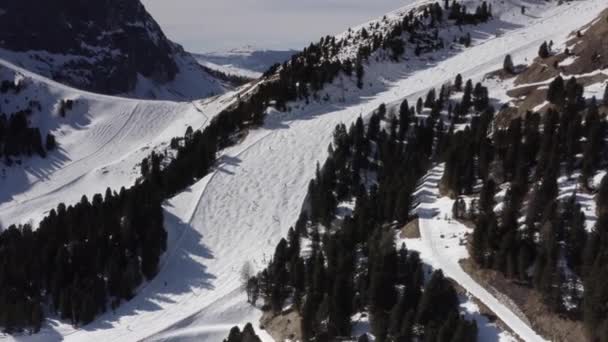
[0,0,225,99]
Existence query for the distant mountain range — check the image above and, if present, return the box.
[193,46,298,79]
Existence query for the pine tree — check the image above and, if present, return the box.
[454,74,463,92]
[538,41,550,58]
[46,133,57,151]
[398,99,410,140]
[242,323,262,342]
[356,61,365,89]
[424,89,436,108]
[416,270,458,325]
[584,260,608,340]
[416,98,423,114]
[547,76,564,105]
[225,326,243,342]
[503,54,515,74]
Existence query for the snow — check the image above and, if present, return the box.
[592,170,606,190]
[533,100,549,112]
[2,0,607,340]
[560,55,578,66]
[0,57,242,228]
[583,79,607,100]
[351,313,373,341]
[459,294,517,342]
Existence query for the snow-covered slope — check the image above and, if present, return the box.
[3,0,607,341]
[193,47,298,79]
[0,57,241,228]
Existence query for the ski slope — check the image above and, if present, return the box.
[0,57,241,228]
[4,0,607,341]
[409,165,546,342]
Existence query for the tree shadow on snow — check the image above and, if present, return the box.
[215,154,243,176]
[0,145,72,205]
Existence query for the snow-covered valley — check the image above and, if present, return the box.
[1,0,608,341]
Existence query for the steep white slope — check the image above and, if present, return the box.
[0,57,240,228]
[4,0,606,341]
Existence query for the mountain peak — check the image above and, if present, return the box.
[0,0,224,99]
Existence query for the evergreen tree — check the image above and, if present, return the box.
[356,61,365,89]
[538,41,550,58]
[46,133,57,151]
[416,98,423,114]
[398,99,410,140]
[547,76,565,105]
[454,74,463,92]
[503,54,515,74]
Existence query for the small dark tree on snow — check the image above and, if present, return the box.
[603,82,608,106]
[452,197,467,219]
[59,99,74,118]
[46,133,57,151]
[454,74,463,91]
[503,54,515,74]
[424,89,436,108]
[356,61,365,89]
[538,41,550,59]
[461,33,472,47]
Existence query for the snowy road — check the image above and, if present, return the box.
[412,165,546,342]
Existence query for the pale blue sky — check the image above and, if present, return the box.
[142,0,408,53]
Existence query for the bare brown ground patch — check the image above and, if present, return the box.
[260,308,302,342]
[460,259,587,342]
[400,219,421,239]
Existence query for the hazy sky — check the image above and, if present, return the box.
[142,0,407,53]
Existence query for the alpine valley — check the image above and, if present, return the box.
[0,1,607,342]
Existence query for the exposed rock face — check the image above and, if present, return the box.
[0,0,180,94]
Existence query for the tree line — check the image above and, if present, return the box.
[0,181,165,332]
[0,110,57,164]
[222,323,262,342]
[441,74,608,340]
[263,0,491,105]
